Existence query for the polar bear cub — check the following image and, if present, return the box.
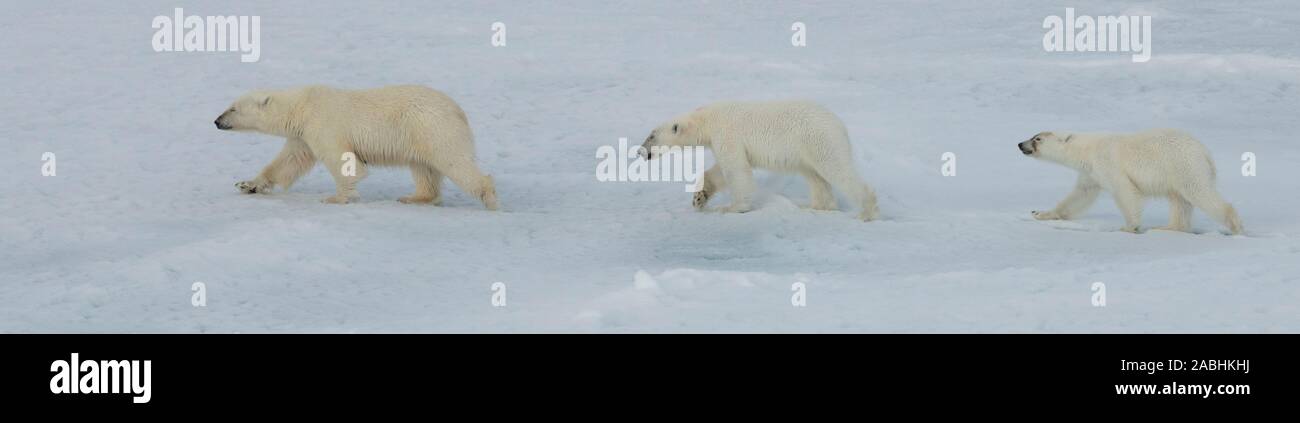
[640,101,880,221]
[215,85,498,210]
[1019,129,1242,234]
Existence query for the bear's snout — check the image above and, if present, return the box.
[215,115,232,130]
[639,136,656,160]
[1018,140,1035,155]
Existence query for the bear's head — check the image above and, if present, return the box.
[214,91,284,135]
[638,113,705,160]
[1018,131,1072,159]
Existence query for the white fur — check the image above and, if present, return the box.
[215,85,497,209]
[642,101,879,220]
[1020,129,1242,234]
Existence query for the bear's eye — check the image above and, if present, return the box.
[672,124,678,134]
[1034,137,1040,141]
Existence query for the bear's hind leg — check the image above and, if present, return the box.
[1183,187,1244,235]
[814,161,878,221]
[437,161,499,210]
[803,171,837,211]
[1153,193,1192,232]
[400,165,443,205]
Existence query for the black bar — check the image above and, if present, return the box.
[0,334,1291,410]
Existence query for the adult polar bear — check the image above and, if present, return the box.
[1019,129,1242,234]
[640,101,880,221]
[215,85,498,210]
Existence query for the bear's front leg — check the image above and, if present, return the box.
[236,178,273,194]
[320,147,367,204]
[713,145,754,213]
[1033,175,1100,221]
[236,138,316,195]
[692,164,728,210]
[693,191,710,210]
[1031,210,1063,220]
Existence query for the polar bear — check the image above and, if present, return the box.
[1018,129,1242,234]
[214,85,498,209]
[640,101,879,221]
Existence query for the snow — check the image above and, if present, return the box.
[1,0,1298,333]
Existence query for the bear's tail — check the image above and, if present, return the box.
[480,175,499,211]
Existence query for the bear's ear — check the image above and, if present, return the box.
[680,115,705,135]
[259,95,272,107]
